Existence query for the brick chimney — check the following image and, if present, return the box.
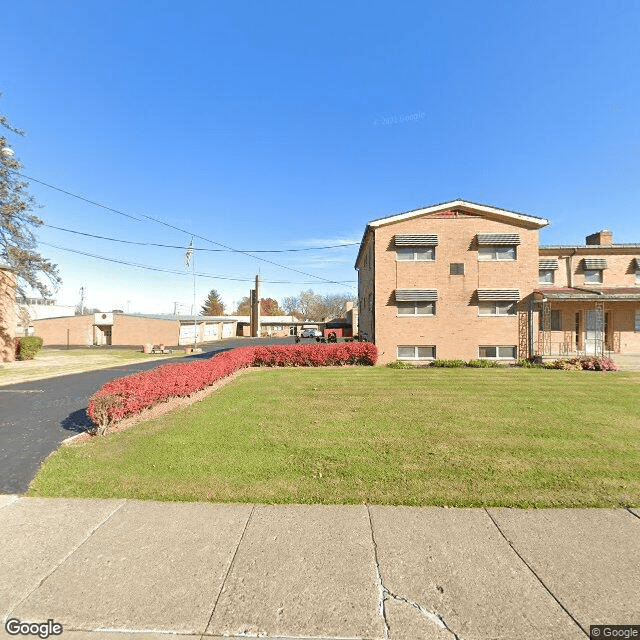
[586,230,612,246]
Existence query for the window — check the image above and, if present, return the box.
[478,301,516,316]
[539,310,562,331]
[397,301,435,316]
[539,269,555,284]
[397,345,436,360]
[636,270,640,285]
[479,346,517,359]
[396,247,435,261]
[584,269,603,284]
[635,310,640,332]
[450,263,465,275]
[478,245,516,261]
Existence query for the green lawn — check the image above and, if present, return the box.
[29,367,640,507]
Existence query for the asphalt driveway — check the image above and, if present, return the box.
[0,337,293,494]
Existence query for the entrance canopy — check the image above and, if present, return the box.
[533,287,640,301]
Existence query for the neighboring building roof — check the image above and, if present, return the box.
[135,314,238,322]
[534,287,640,301]
[233,315,310,325]
[356,199,549,268]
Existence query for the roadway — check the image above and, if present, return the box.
[0,337,292,493]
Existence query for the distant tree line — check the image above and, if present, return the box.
[282,290,356,321]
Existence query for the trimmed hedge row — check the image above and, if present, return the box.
[87,342,378,428]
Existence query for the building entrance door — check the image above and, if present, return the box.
[94,325,112,346]
[584,309,601,355]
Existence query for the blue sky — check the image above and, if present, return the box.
[2,0,639,314]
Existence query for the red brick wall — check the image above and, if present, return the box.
[113,315,178,346]
[33,315,94,346]
[0,268,17,362]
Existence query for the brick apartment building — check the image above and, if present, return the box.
[355,200,640,364]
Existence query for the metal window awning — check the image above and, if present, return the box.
[581,258,608,269]
[539,259,559,270]
[395,289,439,302]
[394,234,439,246]
[476,233,521,245]
[477,289,520,301]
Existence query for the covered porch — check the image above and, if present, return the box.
[527,288,640,358]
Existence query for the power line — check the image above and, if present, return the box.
[15,170,354,286]
[16,172,145,222]
[42,222,359,253]
[39,241,357,287]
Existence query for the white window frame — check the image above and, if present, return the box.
[397,301,436,316]
[584,269,603,284]
[397,345,436,360]
[478,345,517,359]
[478,301,517,316]
[478,245,517,261]
[396,247,435,261]
[635,310,640,332]
[538,269,555,284]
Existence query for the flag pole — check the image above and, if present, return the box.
[185,238,196,351]
[192,237,197,350]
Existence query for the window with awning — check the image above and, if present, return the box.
[477,233,521,245]
[395,235,438,261]
[395,289,438,301]
[476,289,520,301]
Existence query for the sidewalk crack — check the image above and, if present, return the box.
[483,508,589,638]
[201,503,255,640]
[4,498,126,622]
[366,505,460,640]
[625,507,640,522]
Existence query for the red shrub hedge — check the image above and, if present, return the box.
[87,342,377,426]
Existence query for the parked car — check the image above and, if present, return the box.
[300,328,322,338]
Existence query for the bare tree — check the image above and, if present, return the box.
[282,289,356,321]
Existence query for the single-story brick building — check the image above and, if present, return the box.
[32,313,238,347]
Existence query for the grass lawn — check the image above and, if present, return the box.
[29,367,640,507]
[0,348,183,386]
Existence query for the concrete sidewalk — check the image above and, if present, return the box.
[0,497,638,640]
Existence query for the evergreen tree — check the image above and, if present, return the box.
[200,289,225,315]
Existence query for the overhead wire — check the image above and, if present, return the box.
[41,222,359,253]
[15,171,356,287]
[39,241,357,286]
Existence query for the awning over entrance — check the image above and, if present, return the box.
[534,287,640,301]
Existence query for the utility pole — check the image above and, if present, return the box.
[250,274,261,337]
[79,286,85,315]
